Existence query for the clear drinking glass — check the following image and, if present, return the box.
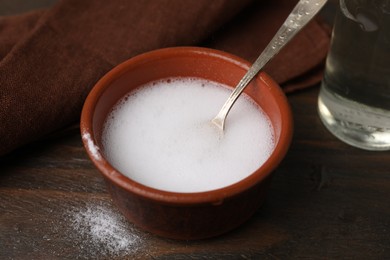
[318,0,390,151]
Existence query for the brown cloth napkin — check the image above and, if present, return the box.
[0,0,330,156]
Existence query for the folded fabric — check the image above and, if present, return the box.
[207,0,330,92]
[0,0,330,156]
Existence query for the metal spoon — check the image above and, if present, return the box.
[211,0,328,131]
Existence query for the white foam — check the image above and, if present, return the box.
[102,77,275,193]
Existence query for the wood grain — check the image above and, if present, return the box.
[1,87,389,259]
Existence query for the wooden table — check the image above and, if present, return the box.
[1,1,389,259]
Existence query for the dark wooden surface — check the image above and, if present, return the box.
[1,1,390,259]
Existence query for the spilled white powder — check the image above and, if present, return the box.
[68,203,142,257]
[82,132,101,160]
[102,77,275,193]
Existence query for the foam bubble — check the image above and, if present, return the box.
[102,77,275,192]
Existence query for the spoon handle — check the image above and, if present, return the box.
[212,0,328,130]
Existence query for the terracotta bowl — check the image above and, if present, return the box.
[80,47,293,240]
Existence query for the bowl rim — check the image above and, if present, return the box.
[80,46,293,206]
